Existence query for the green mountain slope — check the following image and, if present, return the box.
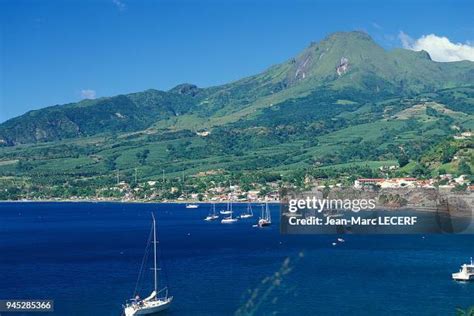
[1,31,473,146]
[0,31,473,200]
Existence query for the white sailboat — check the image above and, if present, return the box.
[257,202,271,227]
[221,212,238,223]
[240,203,254,219]
[220,201,233,215]
[204,203,219,221]
[124,214,173,316]
[183,173,198,209]
[221,202,238,223]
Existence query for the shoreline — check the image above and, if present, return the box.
[0,199,281,204]
[0,199,467,214]
[2,200,472,219]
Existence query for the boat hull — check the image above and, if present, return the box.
[452,273,474,281]
[221,219,238,223]
[125,298,172,316]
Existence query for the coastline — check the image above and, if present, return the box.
[0,199,281,204]
[1,199,470,217]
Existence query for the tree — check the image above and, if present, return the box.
[441,144,457,164]
[104,155,117,171]
[412,163,429,178]
[458,160,472,175]
[397,155,409,168]
[136,149,150,165]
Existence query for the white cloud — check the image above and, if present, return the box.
[112,0,126,11]
[398,31,414,49]
[80,89,96,100]
[398,31,474,62]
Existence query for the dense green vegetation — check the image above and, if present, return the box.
[0,32,473,200]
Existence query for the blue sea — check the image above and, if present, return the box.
[0,202,473,316]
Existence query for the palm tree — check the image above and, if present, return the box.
[456,306,474,316]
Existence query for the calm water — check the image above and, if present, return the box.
[0,202,473,316]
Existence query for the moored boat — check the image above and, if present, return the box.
[221,216,238,223]
[240,203,254,219]
[220,201,233,215]
[221,206,238,223]
[204,203,219,221]
[123,213,173,316]
[257,202,271,227]
[452,257,474,281]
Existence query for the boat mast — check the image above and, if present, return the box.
[229,180,232,212]
[152,213,158,293]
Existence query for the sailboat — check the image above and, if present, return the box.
[221,210,238,224]
[123,213,173,316]
[204,203,219,221]
[221,201,238,223]
[220,201,233,215]
[182,173,198,209]
[240,202,254,219]
[257,202,271,227]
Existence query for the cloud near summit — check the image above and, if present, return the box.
[80,89,96,100]
[399,32,474,62]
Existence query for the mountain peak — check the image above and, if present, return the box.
[169,83,200,96]
[1,31,473,146]
[323,30,374,42]
[417,50,432,60]
[308,31,375,49]
[281,31,381,85]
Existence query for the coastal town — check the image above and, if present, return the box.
[26,171,472,203]
[2,131,472,203]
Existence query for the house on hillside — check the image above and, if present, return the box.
[354,178,384,188]
[354,178,418,189]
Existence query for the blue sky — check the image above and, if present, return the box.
[1,0,473,122]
